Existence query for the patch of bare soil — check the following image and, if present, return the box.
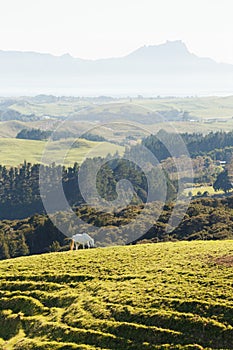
[214,255,233,267]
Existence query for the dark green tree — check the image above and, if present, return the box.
[0,241,10,259]
[16,233,30,256]
[213,170,233,193]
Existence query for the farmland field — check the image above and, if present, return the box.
[3,96,233,143]
[183,185,228,197]
[0,241,233,349]
[0,138,124,167]
[10,96,233,120]
[2,95,233,137]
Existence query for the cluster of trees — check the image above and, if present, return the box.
[0,229,29,259]
[0,157,176,219]
[52,131,107,142]
[135,196,233,244]
[142,130,233,161]
[161,155,221,184]
[16,128,108,142]
[1,195,233,260]
[0,162,81,219]
[0,215,66,260]
[213,169,233,193]
[205,147,233,162]
[16,128,52,140]
[82,132,107,142]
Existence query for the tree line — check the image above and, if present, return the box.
[0,157,176,220]
[142,130,233,161]
[16,128,52,140]
[16,128,108,142]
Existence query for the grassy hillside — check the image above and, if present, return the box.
[3,96,233,141]
[10,100,89,117]
[135,95,233,119]
[183,185,227,197]
[10,96,233,120]
[0,138,124,166]
[0,241,233,349]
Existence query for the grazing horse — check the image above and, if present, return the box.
[70,233,95,250]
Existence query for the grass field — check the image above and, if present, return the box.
[133,96,233,119]
[10,100,89,117]
[183,185,229,197]
[0,138,124,167]
[10,96,233,120]
[0,241,233,349]
[7,95,233,138]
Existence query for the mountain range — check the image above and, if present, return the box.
[1,40,233,96]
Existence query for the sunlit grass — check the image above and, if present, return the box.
[183,185,233,197]
[0,138,124,167]
[0,241,233,349]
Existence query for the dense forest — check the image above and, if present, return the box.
[142,130,233,161]
[1,196,233,260]
[0,158,176,220]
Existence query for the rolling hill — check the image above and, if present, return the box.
[0,138,124,167]
[0,241,233,349]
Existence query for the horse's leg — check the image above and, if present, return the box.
[70,240,74,251]
[75,242,78,250]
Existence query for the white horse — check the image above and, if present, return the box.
[70,233,95,250]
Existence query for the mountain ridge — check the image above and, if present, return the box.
[1,40,233,96]
[0,40,222,63]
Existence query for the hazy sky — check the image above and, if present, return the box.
[0,0,233,63]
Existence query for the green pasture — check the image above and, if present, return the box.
[10,100,89,117]
[0,241,233,349]
[0,138,124,167]
[7,95,233,138]
[10,95,233,120]
[134,95,233,119]
[183,185,228,197]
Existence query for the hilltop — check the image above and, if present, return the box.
[0,241,233,349]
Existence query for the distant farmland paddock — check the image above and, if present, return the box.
[3,96,233,142]
[0,138,124,166]
[0,241,233,349]
[183,185,228,197]
[10,95,233,119]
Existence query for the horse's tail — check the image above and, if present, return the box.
[70,239,75,251]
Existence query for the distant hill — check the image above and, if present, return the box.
[1,41,233,95]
